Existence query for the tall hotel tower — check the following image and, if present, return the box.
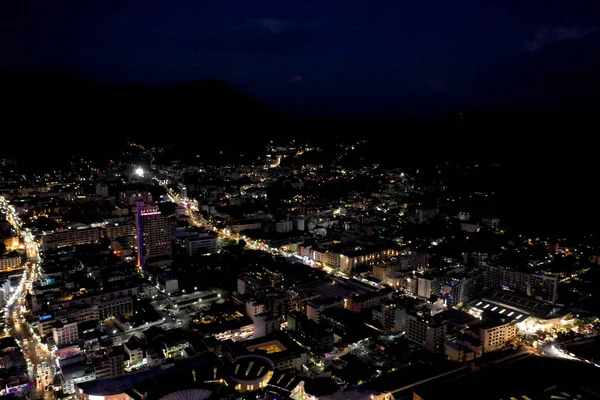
[134,199,171,266]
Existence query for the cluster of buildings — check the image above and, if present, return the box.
[0,149,598,399]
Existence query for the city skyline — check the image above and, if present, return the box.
[1,1,600,398]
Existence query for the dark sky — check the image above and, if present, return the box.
[2,0,600,116]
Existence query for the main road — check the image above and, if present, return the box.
[166,189,349,281]
[8,293,55,399]
[166,189,302,256]
[1,196,55,399]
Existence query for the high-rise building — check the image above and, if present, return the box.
[134,200,171,266]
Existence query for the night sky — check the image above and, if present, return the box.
[2,0,600,116]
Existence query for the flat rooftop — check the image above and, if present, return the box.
[267,371,302,392]
[305,281,355,299]
[241,332,307,361]
[470,299,530,321]
[246,340,287,354]
[486,291,545,313]
[408,356,600,400]
[76,354,223,396]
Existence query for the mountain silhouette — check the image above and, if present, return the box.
[1,69,288,162]
[1,69,597,169]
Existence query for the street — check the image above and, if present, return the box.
[1,197,56,399]
[166,189,303,257]
[8,296,55,399]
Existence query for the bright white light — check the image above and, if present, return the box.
[135,167,144,177]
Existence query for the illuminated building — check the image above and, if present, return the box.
[39,226,102,251]
[2,236,20,251]
[134,200,171,267]
[52,320,79,347]
[223,333,308,372]
[230,355,274,392]
[0,255,22,271]
[483,264,559,304]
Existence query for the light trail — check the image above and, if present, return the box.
[1,196,54,398]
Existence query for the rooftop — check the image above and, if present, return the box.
[410,356,600,400]
[246,340,287,354]
[436,308,478,327]
[159,389,214,400]
[305,281,356,299]
[346,287,393,302]
[486,290,545,313]
[231,355,273,381]
[77,354,223,397]
[308,297,343,307]
[267,371,303,393]
[470,299,530,322]
[238,332,307,361]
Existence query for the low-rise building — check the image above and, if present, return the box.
[0,255,22,271]
[344,288,393,313]
[184,234,218,256]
